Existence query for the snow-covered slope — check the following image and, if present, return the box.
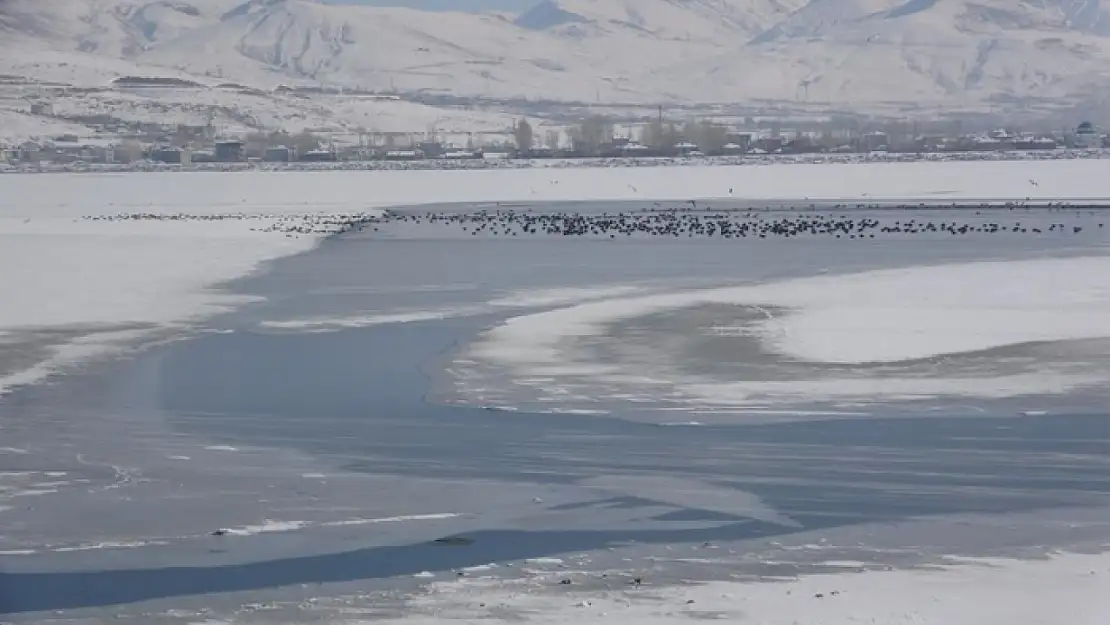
[0,0,240,55]
[138,0,614,98]
[6,0,1110,109]
[667,0,1110,104]
[515,0,805,41]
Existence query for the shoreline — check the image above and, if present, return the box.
[3,147,1110,176]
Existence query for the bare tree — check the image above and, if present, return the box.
[514,119,534,152]
[117,139,144,163]
[243,131,276,158]
[570,116,612,154]
[685,120,728,153]
[544,129,561,149]
[289,131,323,155]
[641,119,664,148]
[643,120,680,150]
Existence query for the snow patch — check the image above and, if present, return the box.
[216,513,463,536]
[379,551,1110,625]
[52,540,170,553]
[467,255,1110,407]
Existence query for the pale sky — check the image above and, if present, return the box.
[324,0,539,12]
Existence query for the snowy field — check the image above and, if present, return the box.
[8,159,1107,394]
[0,108,97,145]
[2,160,1110,623]
[458,255,1110,413]
[26,87,526,141]
[380,551,1110,625]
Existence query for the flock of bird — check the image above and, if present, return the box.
[368,207,1104,240]
[81,203,1106,241]
[81,212,378,236]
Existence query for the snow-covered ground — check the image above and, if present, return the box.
[2,161,1109,622]
[467,256,1110,407]
[0,109,97,145]
[377,551,1110,625]
[14,157,1110,204]
[0,218,317,394]
[41,88,524,137]
[0,83,531,146]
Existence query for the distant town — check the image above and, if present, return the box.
[3,104,1107,167]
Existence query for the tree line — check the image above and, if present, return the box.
[514,116,732,155]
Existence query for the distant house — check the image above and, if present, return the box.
[214,140,244,162]
[150,146,184,163]
[912,135,947,153]
[519,147,557,159]
[1075,121,1100,148]
[620,142,651,156]
[673,141,699,156]
[17,141,43,162]
[724,132,752,149]
[383,150,423,161]
[440,150,481,160]
[299,149,336,162]
[859,132,889,152]
[719,142,745,156]
[1015,135,1057,151]
[416,141,445,158]
[984,128,1016,150]
[51,142,114,164]
[969,135,1002,151]
[754,137,784,153]
[264,145,293,162]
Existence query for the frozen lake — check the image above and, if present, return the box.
[1,199,1109,623]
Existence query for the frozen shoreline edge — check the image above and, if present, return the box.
[0,216,349,396]
[380,548,1110,625]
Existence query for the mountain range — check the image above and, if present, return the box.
[4,0,1110,110]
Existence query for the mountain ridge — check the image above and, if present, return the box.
[4,0,1110,110]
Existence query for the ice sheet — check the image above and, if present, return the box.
[0,217,314,393]
[218,513,462,537]
[477,257,1110,367]
[0,327,152,395]
[3,161,1110,394]
[259,285,656,332]
[754,257,1110,363]
[681,372,1106,406]
[379,551,1110,625]
[467,256,1110,406]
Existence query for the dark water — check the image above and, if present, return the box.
[1,201,1109,620]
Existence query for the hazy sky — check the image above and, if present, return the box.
[325,0,539,12]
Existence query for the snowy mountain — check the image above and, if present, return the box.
[0,0,242,55]
[5,0,1110,110]
[515,0,806,41]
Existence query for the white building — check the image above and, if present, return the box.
[1075,122,1100,148]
